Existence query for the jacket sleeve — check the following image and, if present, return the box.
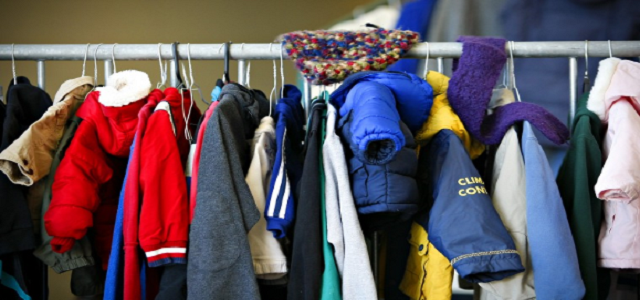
[339,81,405,165]
[139,110,189,267]
[45,121,112,253]
[419,130,524,283]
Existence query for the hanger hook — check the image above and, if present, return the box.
[93,43,103,86]
[509,41,522,102]
[422,42,430,78]
[187,43,195,89]
[279,43,285,99]
[584,40,589,77]
[269,43,276,117]
[157,43,167,88]
[608,40,613,58]
[11,44,17,85]
[111,43,118,73]
[82,43,90,77]
[246,61,251,88]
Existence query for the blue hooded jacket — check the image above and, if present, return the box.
[417,129,524,282]
[265,85,306,239]
[332,74,427,231]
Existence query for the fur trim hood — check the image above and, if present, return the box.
[587,58,621,122]
[96,70,151,107]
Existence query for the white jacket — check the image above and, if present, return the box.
[323,103,377,300]
[246,117,288,279]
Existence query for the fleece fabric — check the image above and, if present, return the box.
[448,36,569,145]
[323,103,377,300]
[522,121,585,300]
[0,77,52,256]
[557,92,609,300]
[189,100,218,222]
[188,84,269,300]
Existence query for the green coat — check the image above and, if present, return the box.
[556,93,609,300]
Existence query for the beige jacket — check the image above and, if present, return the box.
[0,76,93,186]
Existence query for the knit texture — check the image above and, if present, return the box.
[281,28,419,85]
[448,36,569,145]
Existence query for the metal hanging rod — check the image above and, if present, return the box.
[0,41,639,61]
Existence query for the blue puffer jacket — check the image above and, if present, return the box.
[333,73,427,231]
[331,71,434,134]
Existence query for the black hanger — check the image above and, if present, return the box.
[171,42,184,87]
[223,41,231,83]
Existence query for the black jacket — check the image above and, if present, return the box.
[0,77,52,255]
[288,101,326,300]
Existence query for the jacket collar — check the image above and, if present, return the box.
[96,70,151,107]
[54,76,94,103]
[587,58,621,121]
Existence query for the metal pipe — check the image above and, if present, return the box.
[1,41,639,61]
[37,60,45,90]
[437,57,444,73]
[238,59,246,85]
[169,59,178,87]
[569,57,578,130]
[104,60,113,83]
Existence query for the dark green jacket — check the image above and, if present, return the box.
[556,93,609,300]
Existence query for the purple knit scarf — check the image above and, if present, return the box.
[448,36,569,145]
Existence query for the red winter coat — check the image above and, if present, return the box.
[45,70,152,270]
[124,88,198,300]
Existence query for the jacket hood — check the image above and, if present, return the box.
[415,71,484,159]
[218,84,270,139]
[601,60,640,122]
[54,76,94,103]
[587,58,621,122]
[96,70,151,107]
[330,71,434,133]
[573,93,602,142]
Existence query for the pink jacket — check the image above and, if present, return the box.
[591,59,640,269]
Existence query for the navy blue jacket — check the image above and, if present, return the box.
[417,129,524,282]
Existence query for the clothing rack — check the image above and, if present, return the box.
[1,41,639,127]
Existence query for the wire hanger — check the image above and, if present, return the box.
[422,42,430,78]
[508,41,522,102]
[608,40,613,58]
[269,43,277,117]
[82,43,90,77]
[186,43,207,105]
[111,43,118,73]
[157,43,168,89]
[279,43,285,99]
[11,44,17,85]
[92,44,103,86]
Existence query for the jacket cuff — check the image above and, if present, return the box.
[143,242,187,267]
[452,250,524,283]
[51,237,76,254]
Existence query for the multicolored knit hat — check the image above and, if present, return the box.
[281,28,420,85]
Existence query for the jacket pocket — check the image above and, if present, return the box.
[349,156,369,201]
[190,234,242,272]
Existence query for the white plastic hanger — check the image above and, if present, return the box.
[11,44,17,85]
[82,43,90,77]
[157,43,168,89]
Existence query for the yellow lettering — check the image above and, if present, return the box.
[474,186,487,194]
[466,187,477,195]
[459,189,467,196]
[465,178,474,185]
[458,178,466,186]
[477,177,484,184]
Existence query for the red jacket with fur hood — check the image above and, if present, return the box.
[44,70,152,269]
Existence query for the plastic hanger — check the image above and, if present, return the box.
[223,41,231,84]
[172,42,184,87]
[11,44,17,85]
[157,43,168,89]
[608,40,613,58]
[583,40,590,92]
[279,43,285,99]
[82,43,90,77]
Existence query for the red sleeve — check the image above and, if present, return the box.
[139,110,189,267]
[44,121,112,253]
